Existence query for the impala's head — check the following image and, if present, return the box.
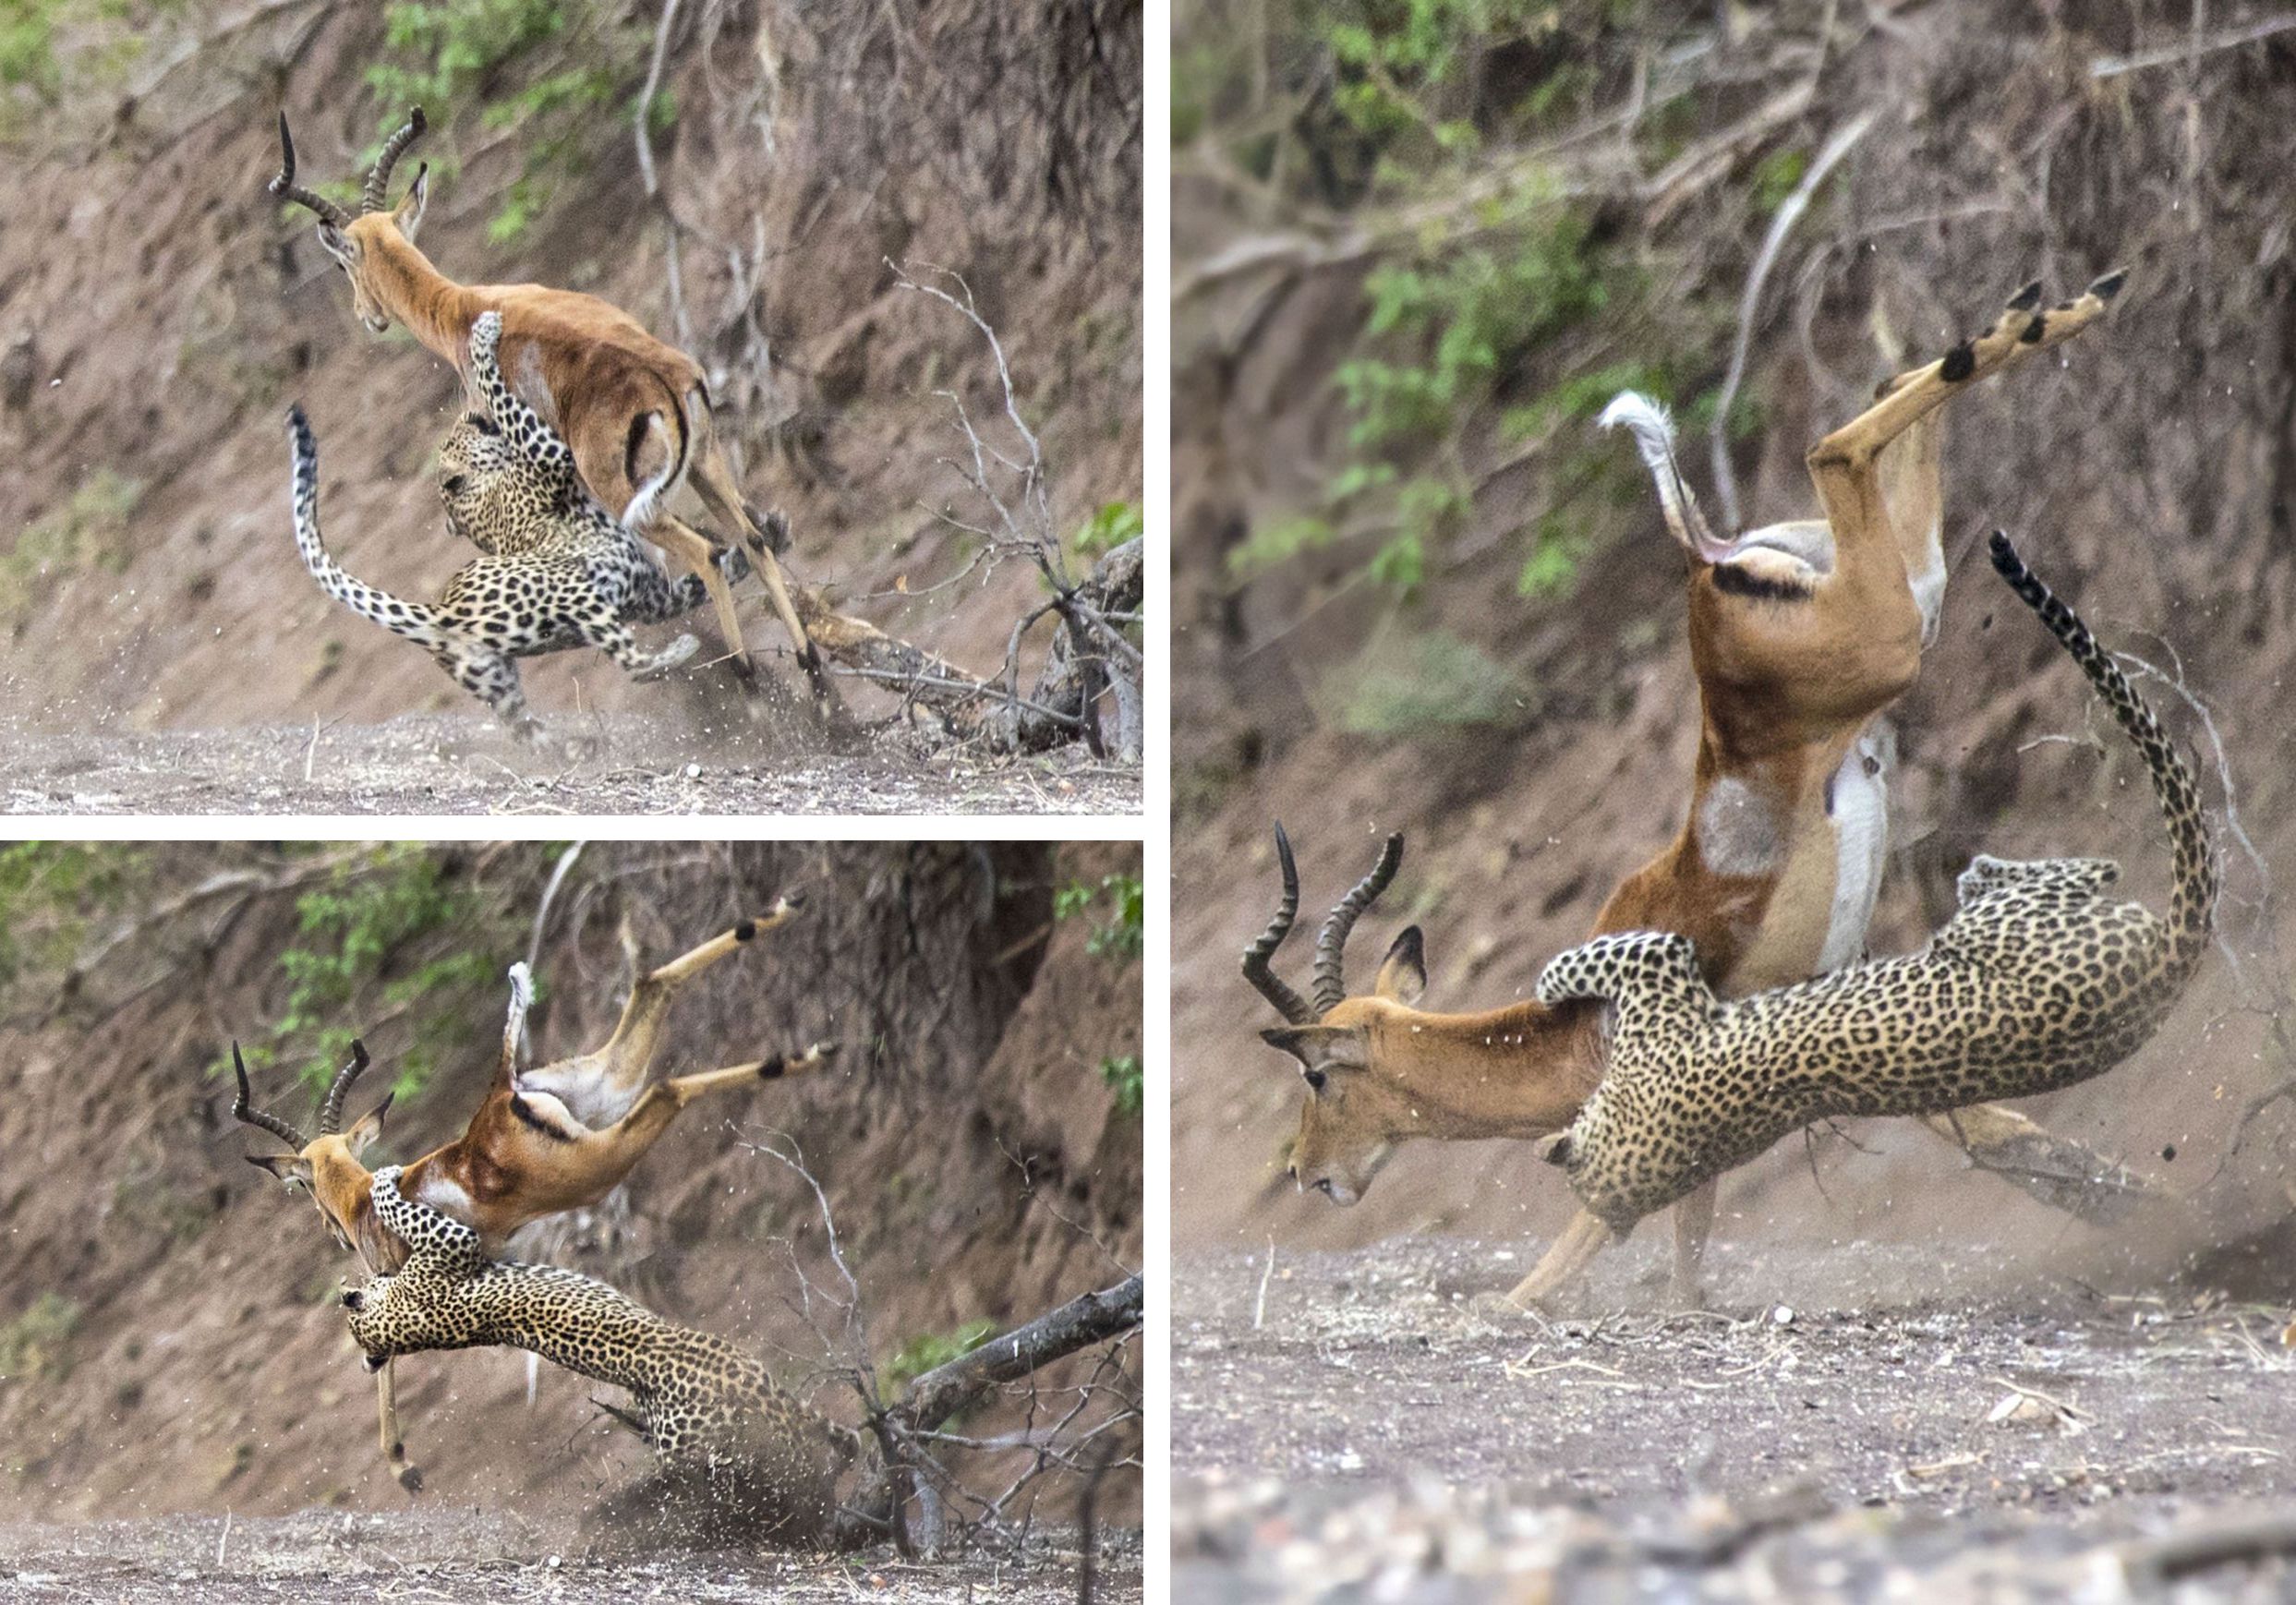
[1245,825,1430,1205]
[233,1040,393,1254]
[267,108,430,335]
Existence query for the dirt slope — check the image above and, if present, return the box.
[0,1,1142,809]
[0,842,1142,1546]
[1173,0,2296,1285]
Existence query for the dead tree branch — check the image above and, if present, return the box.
[888,1273,1144,1438]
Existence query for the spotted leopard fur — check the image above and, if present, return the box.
[287,311,746,737]
[343,1164,856,1539]
[1538,531,2217,1236]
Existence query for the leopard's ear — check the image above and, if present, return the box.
[1534,1131,1572,1167]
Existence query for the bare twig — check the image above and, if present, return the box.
[1710,107,1880,528]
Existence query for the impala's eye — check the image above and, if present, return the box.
[1302,1068,1326,1092]
[441,475,467,496]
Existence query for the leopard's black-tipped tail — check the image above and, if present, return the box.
[285,406,452,650]
[1988,531,2217,990]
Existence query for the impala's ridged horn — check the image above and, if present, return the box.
[230,1041,310,1151]
[364,106,427,214]
[1242,823,1315,1025]
[317,1039,373,1136]
[1311,834,1405,1017]
[269,112,352,228]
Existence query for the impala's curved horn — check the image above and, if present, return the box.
[1242,823,1315,1025]
[317,1039,373,1136]
[268,112,352,228]
[364,106,427,214]
[230,1041,310,1151]
[1311,834,1404,1017]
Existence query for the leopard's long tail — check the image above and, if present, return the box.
[1988,531,2217,989]
[286,406,455,651]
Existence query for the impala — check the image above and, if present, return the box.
[1251,271,2129,1307]
[235,902,836,1487]
[265,106,834,711]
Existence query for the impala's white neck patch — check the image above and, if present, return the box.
[1906,514,1947,646]
[1818,730,1892,972]
[411,1171,474,1219]
[1697,775,1783,878]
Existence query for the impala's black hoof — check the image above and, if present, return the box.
[2006,279,2043,312]
[2089,267,2129,300]
[1941,341,1976,382]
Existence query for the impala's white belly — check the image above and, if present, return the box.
[1817,728,1892,973]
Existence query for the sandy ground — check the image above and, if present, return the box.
[0,1512,1140,1603]
[0,714,1140,816]
[1174,1236,2296,1600]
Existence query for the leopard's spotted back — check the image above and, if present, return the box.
[345,1166,855,1540]
[1540,532,2217,1235]
[286,311,740,735]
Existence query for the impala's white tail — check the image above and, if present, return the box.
[1599,392,1720,555]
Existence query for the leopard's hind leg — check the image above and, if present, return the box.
[430,640,543,741]
[573,607,699,682]
[618,547,746,626]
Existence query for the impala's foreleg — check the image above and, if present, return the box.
[1668,1177,1717,1309]
[1498,1207,1617,1309]
[377,1358,421,1492]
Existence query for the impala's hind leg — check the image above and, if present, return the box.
[1813,272,2124,482]
[526,900,807,1116]
[650,515,755,675]
[568,1043,839,1189]
[690,452,841,717]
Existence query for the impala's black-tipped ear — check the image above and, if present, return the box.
[393,163,429,241]
[1535,1131,1573,1167]
[344,1092,394,1157]
[1374,925,1427,1006]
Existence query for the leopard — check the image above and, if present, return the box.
[341,1163,859,1542]
[1533,529,2217,1243]
[287,309,748,739]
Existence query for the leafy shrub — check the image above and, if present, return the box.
[1097,1053,1143,1116]
[1337,627,1522,735]
[365,0,659,243]
[1057,873,1144,962]
[0,469,142,627]
[248,845,510,1104]
[883,1319,996,1393]
[0,1293,80,1383]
